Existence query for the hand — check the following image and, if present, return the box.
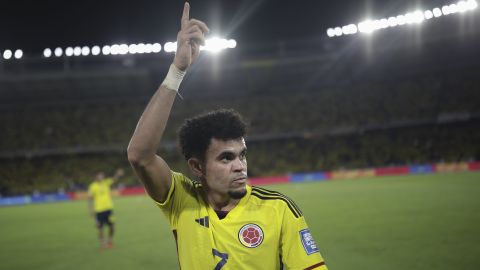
[173,2,210,71]
[114,168,125,178]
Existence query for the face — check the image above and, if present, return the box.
[95,172,105,181]
[201,137,248,199]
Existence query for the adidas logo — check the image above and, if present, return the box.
[195,216,209,228]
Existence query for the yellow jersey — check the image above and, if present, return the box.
[156,171,327,270]
[88,178,114,213]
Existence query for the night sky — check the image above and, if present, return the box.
[0,0,466,53]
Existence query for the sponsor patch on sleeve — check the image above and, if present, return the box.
[299,229,319,255]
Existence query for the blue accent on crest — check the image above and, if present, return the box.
[300,229,319,255]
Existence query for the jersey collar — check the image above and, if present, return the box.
[207,185,252,222]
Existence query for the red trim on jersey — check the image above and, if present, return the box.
[304,261,325,270]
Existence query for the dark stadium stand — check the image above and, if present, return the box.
[1,13,480,195]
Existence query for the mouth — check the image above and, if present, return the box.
[232,177,247,184]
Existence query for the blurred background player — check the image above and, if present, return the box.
[88,168,124,249]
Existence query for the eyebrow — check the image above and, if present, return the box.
[217,147,247,158]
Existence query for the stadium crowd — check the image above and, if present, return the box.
[1,62,479,196]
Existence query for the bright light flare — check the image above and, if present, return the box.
[466,0,478,9]
[201,37,225,52]
[327,0,478,38]
[200,38,237,52]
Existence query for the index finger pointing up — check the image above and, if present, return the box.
[181,2,190,29]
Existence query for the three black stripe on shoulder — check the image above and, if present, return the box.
[251,186,303,218]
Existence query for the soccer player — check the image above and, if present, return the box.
[127,2,328,269]
[88,169,124,249]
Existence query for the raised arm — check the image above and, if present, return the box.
[127,2,209,203]
[111,168,125,184]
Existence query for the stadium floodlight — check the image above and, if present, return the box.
[54,47,63,57]
[457,1,468,12]
[404,12,415,24]
[201,37,225,52]
[128,44,138,54]
[73,46,82,56]
[3,49,12,60]
[227,39,237,48]
[119,44,128,55]
[412,10,425,23]
[466,0,478,9]
[102,45,111,55]
[65,47,74,57]
[424,10,434,19]
[14,49,23,59]
[152,43,162,53]
[81,46,90,56]
[432,7,443,17]
[91,46,100,56]
[164,42,177,53]
[358,20,374,33]
[326,0,478,38]
[199,37,236,52]
[43,48,52,58]
[144,43,153,54]
[327,28,335,37]
[396,15,406,25]
[388,16,398,27]
[334,27,343,36]
[137,43,146,54]
[341,24,358,35]
[110,44,120,55]
[379,19,389,28]
[442,5,452,15]
[449,3,459,13]
[38,38,231,58]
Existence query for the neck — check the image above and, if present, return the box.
[203,190,240,211]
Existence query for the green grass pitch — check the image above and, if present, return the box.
[1,172,479,270]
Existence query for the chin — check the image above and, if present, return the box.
[228,188,247,199]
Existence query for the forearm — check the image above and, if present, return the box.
[127,85,177,165]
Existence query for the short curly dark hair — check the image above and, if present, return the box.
[178,109,247,161]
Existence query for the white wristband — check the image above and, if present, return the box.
[161,64,186,91]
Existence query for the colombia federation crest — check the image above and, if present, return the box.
[238,223,264,248]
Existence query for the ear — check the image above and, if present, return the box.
[187,158,204,177]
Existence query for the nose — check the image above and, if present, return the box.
[232,157,247,172]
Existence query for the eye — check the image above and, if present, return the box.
[219,153,235,162]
